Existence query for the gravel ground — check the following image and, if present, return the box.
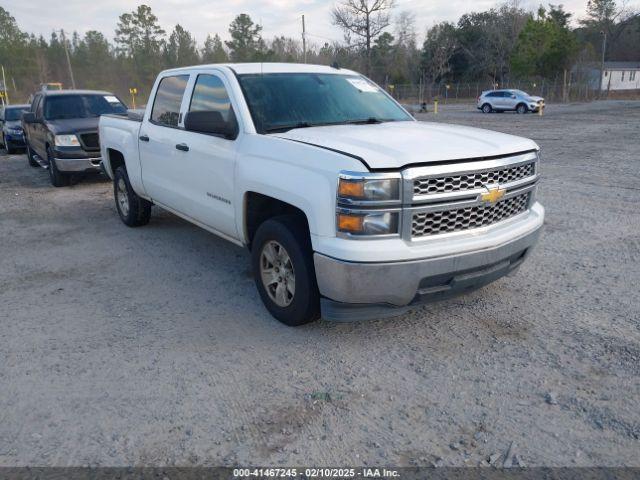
[0,100,639,468]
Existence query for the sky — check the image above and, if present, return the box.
[4,0,640,47]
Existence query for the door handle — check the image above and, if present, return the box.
[139,134,149,142]
[175,143,189,152]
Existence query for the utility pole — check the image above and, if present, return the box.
[599,30,607,95]
[302,15,307,64]
[1,65,9,105]
[60,29,77,89]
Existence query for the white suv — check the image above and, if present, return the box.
[478,89,545,114]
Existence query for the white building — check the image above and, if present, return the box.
[600,62,640,91]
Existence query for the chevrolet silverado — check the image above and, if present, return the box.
[99,63,544,325]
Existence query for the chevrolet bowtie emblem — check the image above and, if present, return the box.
[481,186,506,204]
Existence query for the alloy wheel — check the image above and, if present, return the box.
[260,240,295,307]
[116,178,130,217]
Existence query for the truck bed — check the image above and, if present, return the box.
[102,109,144,122]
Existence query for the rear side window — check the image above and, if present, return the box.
[151,75,189,127]
[487,92,500,98]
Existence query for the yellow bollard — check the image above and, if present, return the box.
[129,87,138,109]
[434,100,438,115]
[539,104,544,117]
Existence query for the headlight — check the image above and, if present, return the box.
[337,210,399,236]
[337,173,401,204]
[54,134,80,147]
[336,172,402,238]
[7,128,22,135]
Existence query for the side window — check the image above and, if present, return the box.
[187,74,237,138]
[31,95,42,114]
[151,75,189,127]
[35,97,44,119]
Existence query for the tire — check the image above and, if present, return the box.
[251,216,320,326]
[481,103,492,114]
[0,133,5,149]
[26,143,39,167]
[6,142,15,154]
[516,103,528,114]
[114,166,152,227]
[47,146,70,187]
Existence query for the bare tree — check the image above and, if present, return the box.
[332,0,395,75]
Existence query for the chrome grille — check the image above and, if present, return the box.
[413,162,534,196]
[412,192,530,237]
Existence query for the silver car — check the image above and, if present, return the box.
[477,89,544,114]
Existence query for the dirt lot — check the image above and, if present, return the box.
[1,100,639,468]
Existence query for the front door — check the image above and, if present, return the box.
[169,72,239,239]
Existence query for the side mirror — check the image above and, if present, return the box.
[22,112,36,124]
[184,110,237,139]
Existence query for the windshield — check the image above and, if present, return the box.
[44,95,127,120]
[237,73,412,133]
[4,108,25,121]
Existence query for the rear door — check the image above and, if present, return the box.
[138,73,191,210]
[25,94,42,153]
[504,91,518,110]
[31,96,47,157]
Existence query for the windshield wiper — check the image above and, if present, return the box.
[343,117,388,125]
[264,122,314,133]
[263,117,393,133]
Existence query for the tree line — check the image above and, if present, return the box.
[0,0,638,104]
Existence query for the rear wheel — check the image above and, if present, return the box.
[481,103,492,114]
[252,216,320,326]
[47,146,70,187]
[516,103,528,114]
[114,166,152,227]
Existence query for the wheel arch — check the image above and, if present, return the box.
[106,148,126,177]
[243,192,311,250]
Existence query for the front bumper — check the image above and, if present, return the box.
[54,156,102,172]
[314,222,542,322]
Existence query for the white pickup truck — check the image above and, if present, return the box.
[99,63,544,326]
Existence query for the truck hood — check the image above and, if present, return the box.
[45,117,100,135]
[273,120,538,170]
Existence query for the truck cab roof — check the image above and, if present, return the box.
[162,62,358,76]
[38,89,114,97]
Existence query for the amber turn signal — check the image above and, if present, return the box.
[337,213,364,233]
[338,179,365,199]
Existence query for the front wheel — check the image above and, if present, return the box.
[252,216,320,326]
[516,103,528,114]
[27,143,40,167]
[114,166,152,227]
[47,146,70,187]
[481,103,492,114]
